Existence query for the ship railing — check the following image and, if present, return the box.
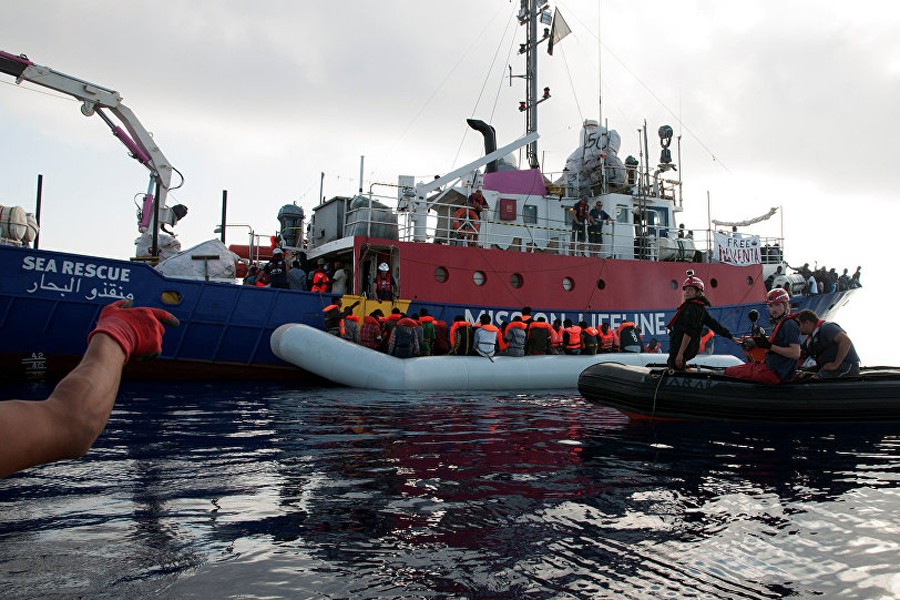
[389,198,628,259]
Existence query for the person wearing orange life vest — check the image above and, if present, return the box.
[473,314,503,357]
[562,319,583,355]
[372,262,397,301]
[617,321,643,353]
[449,315,474,356]
[598,322,616,353]
[359,309,383,349]
[644,338,662,353]
[342,314,360,344]
[724,287,800,384]
[526,317,553,355]
[323,296,361,337]
[502,316,528,356]
[379,308,404,353]
[667,274,738,370]
[418,309,437,356]
[388,316,420,358]
[580,321,599,355]
[550,319,563,354]
[310,258,330,293]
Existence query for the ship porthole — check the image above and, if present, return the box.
[710,278,718,288]
[161,290,182,306]
[473,271,486,286]
[434,266,449,283]
[670,279,678,290]
[746,276,754,286]
[510,273,523,289]
[596,279,606,290]
[562,277,575,292]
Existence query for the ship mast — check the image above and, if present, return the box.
[517,0,552,170]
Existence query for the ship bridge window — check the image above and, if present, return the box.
[645,207,670,238]
[523,205,538,225]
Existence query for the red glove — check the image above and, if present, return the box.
[87,299,180,363]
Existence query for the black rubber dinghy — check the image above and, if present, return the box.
[578,363,900,423]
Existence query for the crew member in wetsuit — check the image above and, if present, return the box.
[667,275,738,370]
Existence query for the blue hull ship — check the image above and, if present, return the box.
[0,244,853,381]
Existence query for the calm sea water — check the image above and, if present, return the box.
[1,381,899,599]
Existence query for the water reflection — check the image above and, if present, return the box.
[1,382,898,599]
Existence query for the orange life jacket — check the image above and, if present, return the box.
[699,329,715,352]
[564,326,583,350]
[311,270,330,292]
[475,323,507,351]
[598,329,615,351]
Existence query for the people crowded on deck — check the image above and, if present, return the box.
[667,274,738,371]
[796,309,860,378]
[724,288,800,384]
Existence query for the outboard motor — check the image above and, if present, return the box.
[278,204,305,248]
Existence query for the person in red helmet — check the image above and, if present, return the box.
[666,274,738,370]
[724,287,801,384]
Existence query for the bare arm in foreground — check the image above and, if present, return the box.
[0,300,178,478]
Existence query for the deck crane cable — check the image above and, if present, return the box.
[384,4,509,167]
[452,8,519,170]
[560,4,731,175]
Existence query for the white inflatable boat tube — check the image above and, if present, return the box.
[271,324,744,391]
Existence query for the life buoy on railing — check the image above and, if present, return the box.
[452,207,479,238]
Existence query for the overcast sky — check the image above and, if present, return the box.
[2,0,897,360]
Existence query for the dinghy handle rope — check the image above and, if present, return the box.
[651,369,671,421]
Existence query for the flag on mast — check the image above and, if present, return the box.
[548,8,571,56]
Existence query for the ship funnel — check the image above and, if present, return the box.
[466,119,499,174]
